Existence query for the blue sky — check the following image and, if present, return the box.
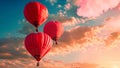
[0,0,26,38]
[0,0,66,38]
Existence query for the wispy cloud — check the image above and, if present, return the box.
[0,58,98,68]
[17,19,35,35]
[48,14,91,26]
[46,0,58,5]
[0,38,29,59]
[50,15,120,54]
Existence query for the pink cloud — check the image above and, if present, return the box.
[105,32,120,46]
[0,53,12,57]
[75,0,120,17]
[104,16,120,32]
[65,3,71,10]
[116,2,120,10]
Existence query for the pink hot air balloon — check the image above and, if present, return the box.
[24,32,53,66]
[43,21,64,44]
[24,1,48,32]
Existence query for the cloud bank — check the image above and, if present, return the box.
[1,14,120,68]
[67,0,120,17]
[0,59,98,68]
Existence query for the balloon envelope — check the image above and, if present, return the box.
[43,21,64,44]
[24,32,52,61]
[24,1,48,27]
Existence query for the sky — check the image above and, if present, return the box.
[1,0,120,68]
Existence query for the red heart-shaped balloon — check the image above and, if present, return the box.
[24,32,52,61]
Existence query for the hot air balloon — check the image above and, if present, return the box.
[43,21,64,44]
[24,32,52,66]
[24,1,48,32]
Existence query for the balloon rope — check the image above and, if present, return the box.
[37,61,39,67]
[55,41,58,45]
[33,21,38,32]
[35,27,38,32]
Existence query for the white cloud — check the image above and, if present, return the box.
[46,0,58,5]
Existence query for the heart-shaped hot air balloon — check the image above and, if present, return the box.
[43,21,64,44]
[24,32,52,66]
[24,1,48,32]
